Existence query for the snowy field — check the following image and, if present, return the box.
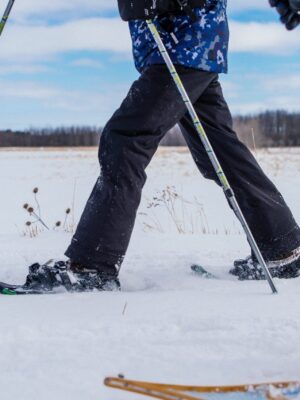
[1,147,300,399]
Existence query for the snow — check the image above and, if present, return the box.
[1,147,300,399]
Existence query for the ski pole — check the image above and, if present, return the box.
[146,20,278,294]
[0,0,15,37]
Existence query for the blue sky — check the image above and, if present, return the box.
[0,0,299,129]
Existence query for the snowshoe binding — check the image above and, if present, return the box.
[0,260,120,295]
[230,248,300,281]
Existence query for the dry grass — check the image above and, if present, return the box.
[139,185,242,236]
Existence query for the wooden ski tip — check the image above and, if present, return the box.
[104,377,300,400]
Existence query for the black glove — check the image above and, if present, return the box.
[269,0,300,30]
[290,0,300,11]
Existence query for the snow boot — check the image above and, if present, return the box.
[230,247,300,280]
[11,260,121,294]
[230,254,257,277]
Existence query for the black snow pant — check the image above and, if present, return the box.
[65,65,300,272]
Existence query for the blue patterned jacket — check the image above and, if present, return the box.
[128,0,229,74]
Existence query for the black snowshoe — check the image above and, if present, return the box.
[0,260,120,295]
[230,252,300,281]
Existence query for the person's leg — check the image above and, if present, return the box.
[179,76,300,261]
[65,65,217,272]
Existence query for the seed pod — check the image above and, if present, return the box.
[65,208,71,214]
[26,221,31,226]
[23,203,29,209]
[28,207,34,213]
[33,187,39,194]
[56,221,61,227]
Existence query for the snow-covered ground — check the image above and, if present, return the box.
[1,147,300,399]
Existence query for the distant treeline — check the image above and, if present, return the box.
[0,126,101,147]
[1,111,299,148]
[234,110,300,149]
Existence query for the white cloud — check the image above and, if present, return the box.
[228,98,300,115]
[229,21,300,55]
[221,72,300,115]
[9,0,270,21]
[227,1,269,13]
[0,80,62,100]
[7,0,117,21]
[263,74,300,91]
[0,78,129,113]
[1,18,131,62]
[0,64,49,75]
[1,18,299,64]
[71,58,103,68]
[8,0,272,22]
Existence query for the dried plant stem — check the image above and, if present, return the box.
[63,214,69,230]
[252,127,257,154]
[71,178,77,231]
[34,192,41,218]
[31,211,49,230]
